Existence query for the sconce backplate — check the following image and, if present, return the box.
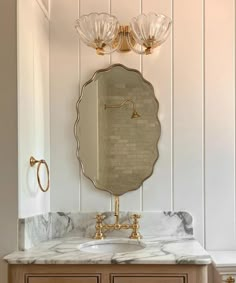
[114,26,136,53]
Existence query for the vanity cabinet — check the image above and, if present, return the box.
[112,275,185,283]
[27,277,184,283]
[211,268,236,283]
[27,278,98,283]
[209,251,236,282]
[211,270,236,283]
[9,264,208,283]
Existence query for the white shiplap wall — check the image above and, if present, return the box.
[205,0,236,250]
[18,0,50,218]
[50,0,236,250]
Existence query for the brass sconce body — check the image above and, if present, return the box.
[75,12,172,56]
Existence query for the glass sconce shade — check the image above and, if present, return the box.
[129,13,172,54]
[75,12,172,55]
[75,13,121,54]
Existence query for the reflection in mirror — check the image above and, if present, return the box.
[75,64,160,196]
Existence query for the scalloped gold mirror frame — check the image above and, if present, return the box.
[74,64,161,196]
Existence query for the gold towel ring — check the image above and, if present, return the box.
[30,156,50,192]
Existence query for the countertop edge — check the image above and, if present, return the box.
[4,259,212,265]
[4,237,211,266]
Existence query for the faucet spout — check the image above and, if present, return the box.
[114,195,120,224]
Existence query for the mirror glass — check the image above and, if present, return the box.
[75,64,160,196]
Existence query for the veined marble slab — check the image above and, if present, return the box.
[5,236,211,265]
[18,211,193,250]
[209,251,236,267]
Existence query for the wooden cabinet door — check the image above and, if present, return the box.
[113,276,185,283]
[28,277,98,283]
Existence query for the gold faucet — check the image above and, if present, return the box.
[94,196,142,240]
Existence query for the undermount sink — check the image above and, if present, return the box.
[78,239,146,254]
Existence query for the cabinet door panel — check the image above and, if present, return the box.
[28,277,98,283]
[113,276,184,283]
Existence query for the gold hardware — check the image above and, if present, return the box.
[76,13,171,56]
[104,98,141,119]
[94,196,142,240]
[93,26,133,55]
[224,277,235,283]
[94,214,105,240]
[129,214,142,240]
[30,156,50,193]
[116,26,136,53]
[92,25,165,55]
[97,26,136,54]
[145,47,154,55]
[96,47,105,56]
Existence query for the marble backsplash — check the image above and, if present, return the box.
[18,211,193,251]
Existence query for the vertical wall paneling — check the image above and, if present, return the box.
[142,0,172,211]
[18,0,50,217]
[77,0,81,211]
[48,0,236,249]
[50,0,80,212]
[79,0,112,211]
[205,0,236,249]
[33,0,50,213]
[173,0,204,244]
[110,0,142,211]
[18,0,34,217]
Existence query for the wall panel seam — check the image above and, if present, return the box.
[234,0,236,243]
[78,0,82,211]
[140,0,143,212]
[33,1,36,177]
[171,0,174,211]
[48,0,52,212]
[202,0,206,248]
[109,0,112,211]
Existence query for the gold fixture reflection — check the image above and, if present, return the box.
[104,98,141,119]
[30,156,50,193]
[94,196,142,240]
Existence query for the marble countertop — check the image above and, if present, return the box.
[209,251,236,267]
[4,235,211,265]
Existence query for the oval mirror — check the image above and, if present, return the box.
[75,64,160,196]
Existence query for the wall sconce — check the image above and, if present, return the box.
[75,12,172,55]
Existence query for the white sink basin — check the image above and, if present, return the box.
[78,239,146,254]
